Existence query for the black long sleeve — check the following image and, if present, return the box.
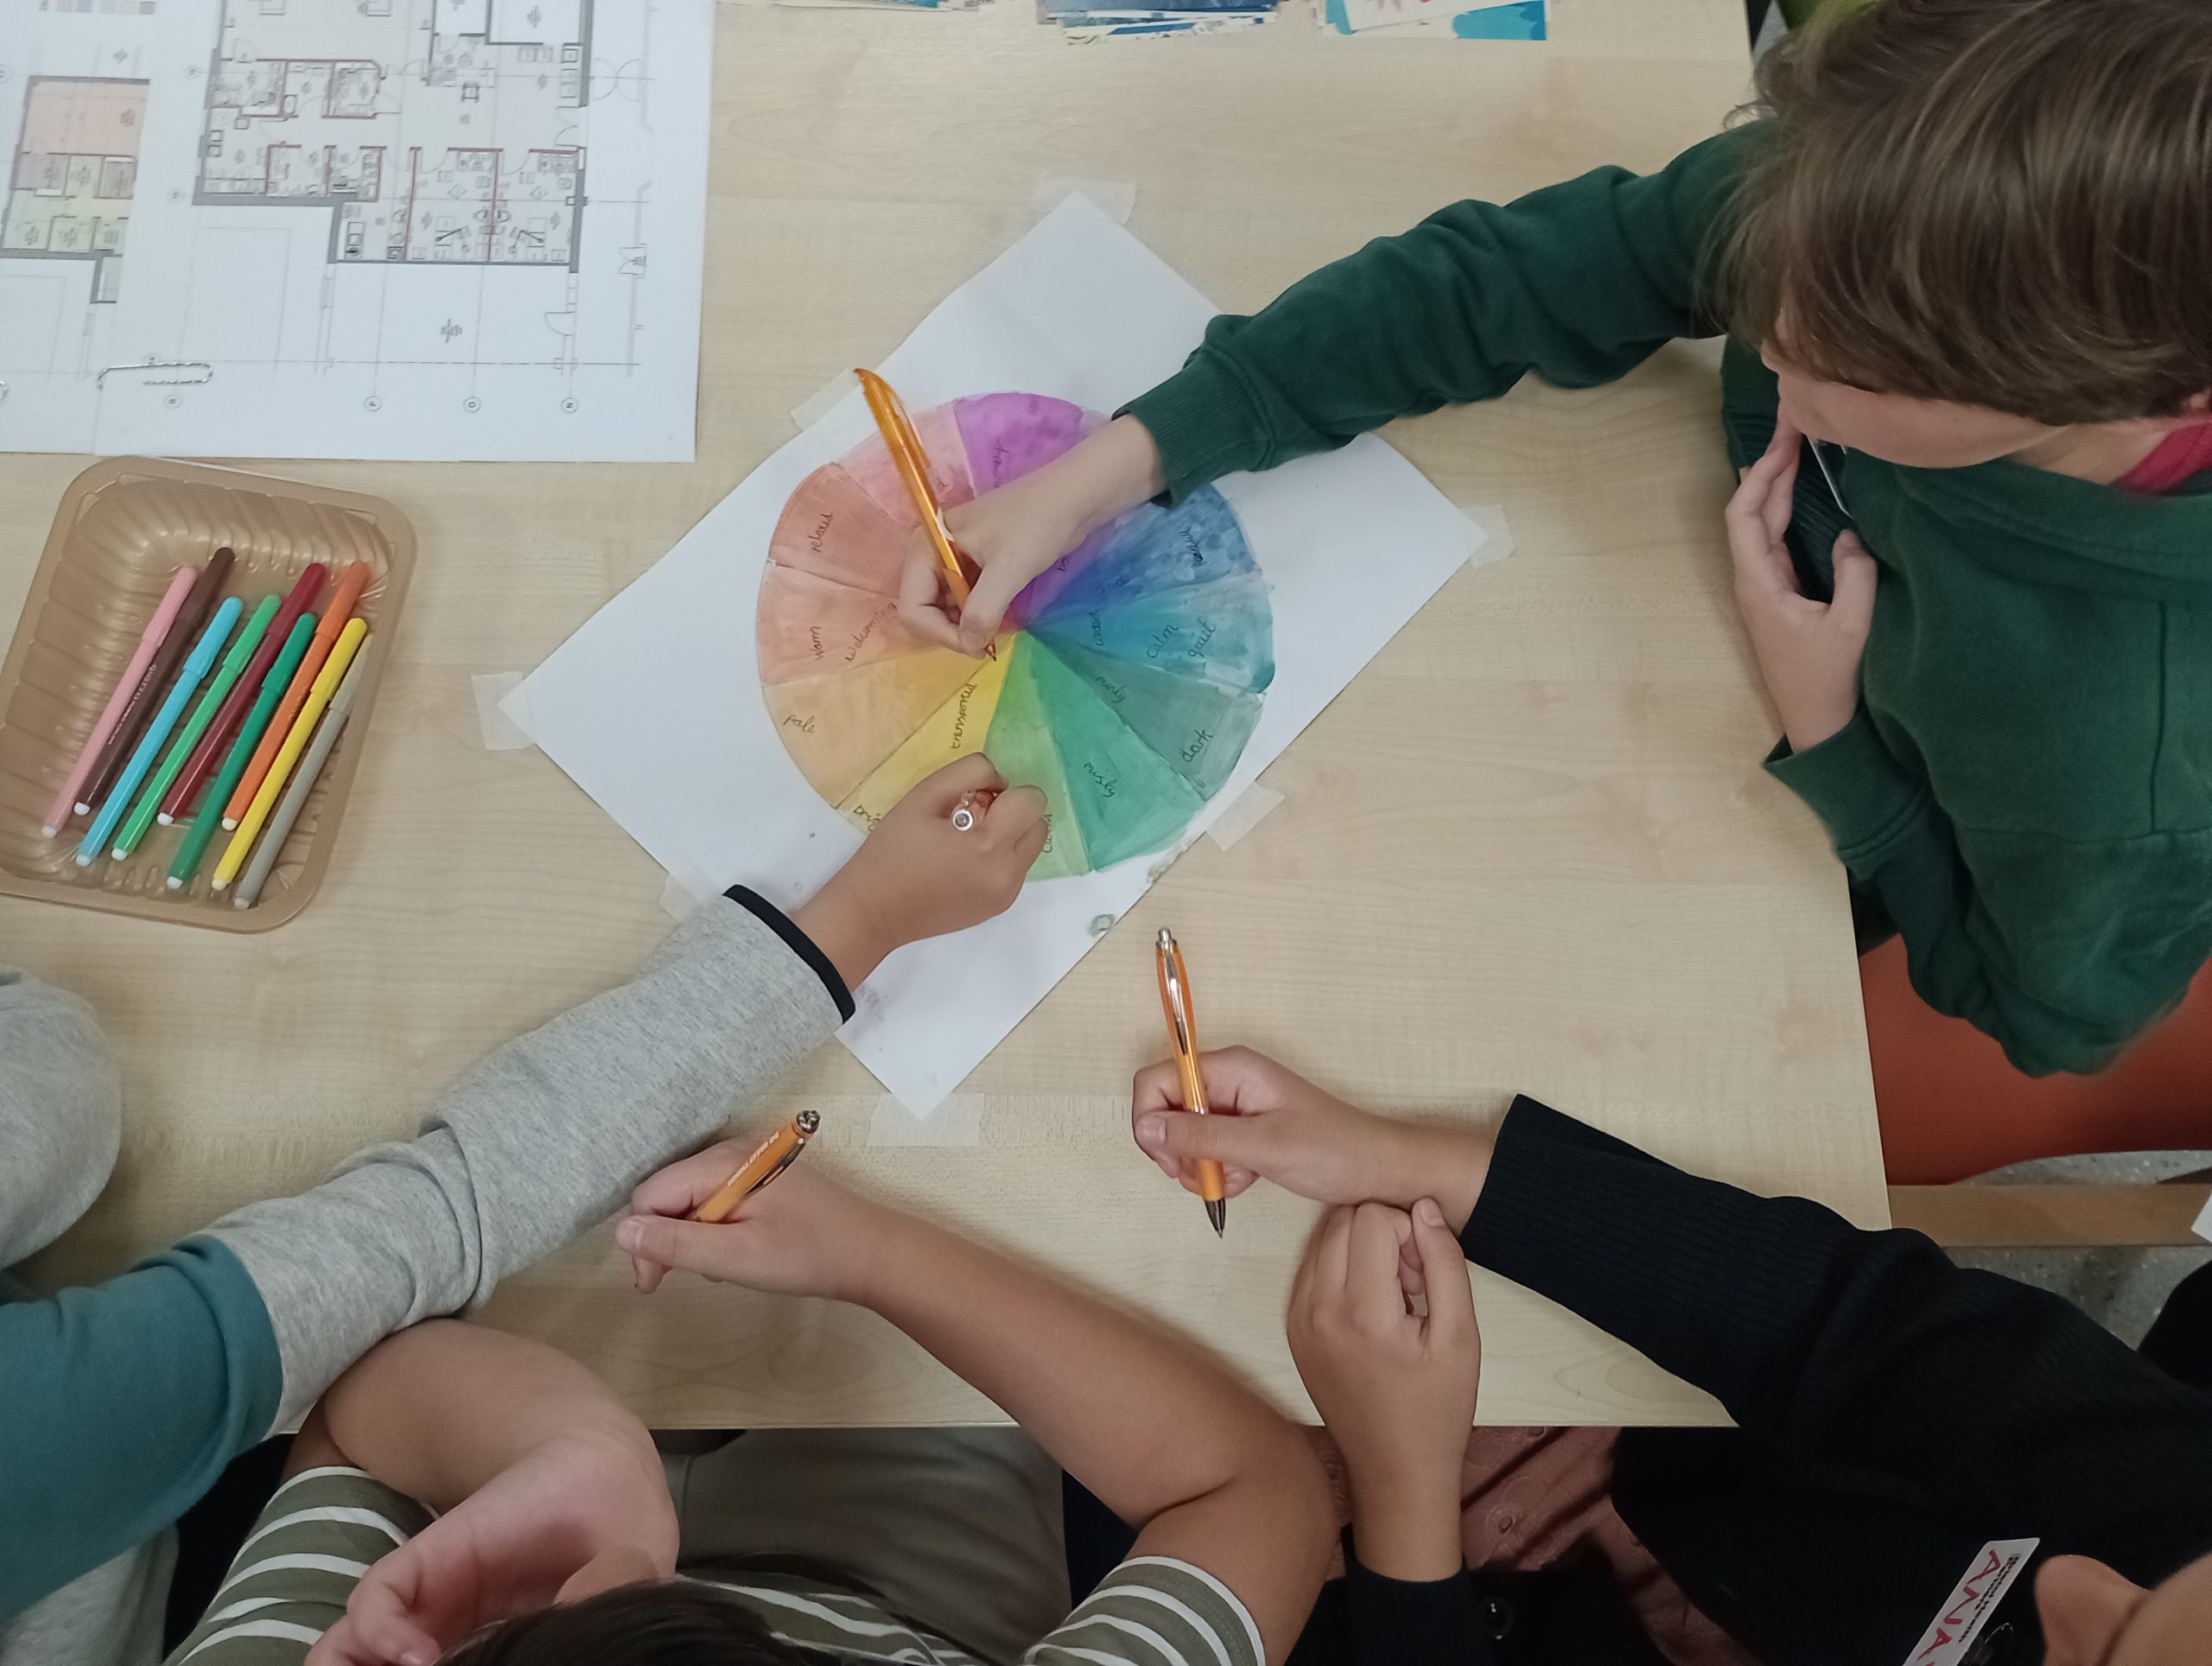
[1462,1097,2212,1585]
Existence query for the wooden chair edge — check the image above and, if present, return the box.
[1891,1183,2212,1249]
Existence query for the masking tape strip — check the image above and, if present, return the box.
[1205,783,1285,853]
[1458,502,1516,573]
[791,368,860,433]
[473,671,536,751]
[868,1092,985,1147]
[658,862,719,924]
[1032,176,1137,226]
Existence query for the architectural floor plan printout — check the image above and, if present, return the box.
[1,0,713,460]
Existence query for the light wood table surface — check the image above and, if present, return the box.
[3,0,1887,1428]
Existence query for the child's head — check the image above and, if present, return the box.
[441,1582,826,1664]
[1726,0,2212,467]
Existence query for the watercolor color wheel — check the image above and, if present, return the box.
[758,392,1275,877]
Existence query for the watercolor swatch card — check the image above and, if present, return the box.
[506,196,1491,1110]
[1323,0,1545,37]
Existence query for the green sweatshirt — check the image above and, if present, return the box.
[1124,125,2212,1077]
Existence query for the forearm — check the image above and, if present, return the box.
[1124,131,1751,501]
[1348,1478,1463,1584]
[315,1320,658,1513]
[1460,1096,2193,1496]
[0,1241,280,1618]
[202,892,847,1427]
[857,1211,1303,1529]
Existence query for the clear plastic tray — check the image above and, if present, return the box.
[0,457,415,931]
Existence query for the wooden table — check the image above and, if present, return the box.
[3,0,1887,1428]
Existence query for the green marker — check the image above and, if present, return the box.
[111,595,281,860]
[168,612,317,890]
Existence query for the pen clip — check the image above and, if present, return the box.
[742,1140,806,1201]
[1155,931,1195,1054]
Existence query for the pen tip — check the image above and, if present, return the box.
[167,877,183,890]
[156,813,173,826]
[39,826,55,840]
[1206,1199,1226,1236]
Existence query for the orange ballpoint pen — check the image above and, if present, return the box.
[854,368,995,658]
[1155,928,1227,1237]
[693,1110,820,1224]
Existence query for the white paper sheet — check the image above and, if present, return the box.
[508,195,1488,1109]
[0,0,711,461]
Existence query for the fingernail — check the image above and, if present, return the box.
[1137,1113,1166,1147]
[401,1653,433,1666]
[617,1218,644,1251]
[1415,1198,1446,1227]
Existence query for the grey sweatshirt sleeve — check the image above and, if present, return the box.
[200,892,848,1428]
[0,968,122,1274]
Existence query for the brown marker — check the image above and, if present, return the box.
[75,547,235,815]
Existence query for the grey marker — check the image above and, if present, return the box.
[230,653,368,909]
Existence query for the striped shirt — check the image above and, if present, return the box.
[166,1468,1262,1666]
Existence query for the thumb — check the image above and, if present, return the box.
[1828,531,1878,634]
[1410,1198,1477,1345]
[957,558,1028,654]
[617,1214,734,1281]
[1135,1110,1269,1173]
[332,1567,443,1666]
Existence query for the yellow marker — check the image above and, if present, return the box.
[213,620,368,891]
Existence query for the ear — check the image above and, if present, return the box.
[2037,1555,2146,1665]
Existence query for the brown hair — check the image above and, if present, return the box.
[441,1582,832,1665]
[1723,0,2212,425]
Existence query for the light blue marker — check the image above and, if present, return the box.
[77,596,244,868]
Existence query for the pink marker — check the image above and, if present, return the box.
[43,566,198,837]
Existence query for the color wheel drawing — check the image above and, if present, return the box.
[759,392,1275,878]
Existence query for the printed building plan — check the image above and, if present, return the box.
[198,0,588,269]
[4,76,146,303]
[0,0,711,460]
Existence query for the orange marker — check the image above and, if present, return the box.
[1155,928,1227,1237]
[694,1110,820,1224]
[224,560,372,827]
[855,368,994,659]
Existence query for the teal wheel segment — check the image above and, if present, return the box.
[1019,633,1206,869]
[1026,633,1265,801]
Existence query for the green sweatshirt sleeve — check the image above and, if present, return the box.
[0,1238,282,1623]
[1768,715,2212,1076]
[1122,125,1761,501]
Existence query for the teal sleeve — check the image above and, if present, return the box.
[1122,124,1761,501]
[0,1237,282,1620]
[1768,715,2212,1076]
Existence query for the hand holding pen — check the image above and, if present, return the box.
[1130,1046,1492,1232]
[620,1141,887,1300]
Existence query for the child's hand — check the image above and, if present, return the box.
[1130,1046,1490,1228]
[618,1155,894,1303]
[795,754,1048,988]
[1287,1199,1479,1583]
[1726,421,1878,753]
[306,1426,675,1666]
[899,415,1166,653]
